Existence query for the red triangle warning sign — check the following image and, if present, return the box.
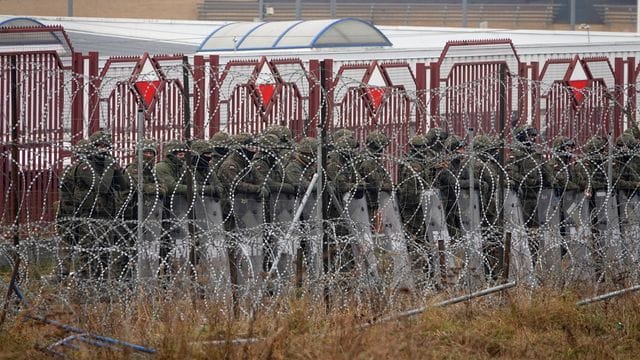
[367,87,385,110]
[569,79,588,102]
[258,83,275,105]
[135,80,160,107]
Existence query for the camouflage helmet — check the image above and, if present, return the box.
[515,125,537,143]
[585,135,607,154]
[366,130,389,149]
[230,133,254,149]
[191,139,213,155]
[89,129,112,148]
[425,127,449,147]
[210,131,231,148]
[446,134,466,152]
[165,139,189,155]
[409,134,427,150]
[616,131,638,149]
[264,124,293,145]
[296,137,318,156]
[74,139,93,156]
[473,134,503,152]
[136,138,158,154]
[552,136,576,151]
[258,133,280,149]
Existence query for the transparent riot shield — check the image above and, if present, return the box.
[232,193,265,299]
[137,194,163,286]
[561,191,594,283]
[593,191,625,282]
[268,193,298,285]
[457,187,485,290]
[420,189,454,288]
[166,194,192,287]
[378,191,415,292]
[299,191,322,283]
[343,191,381,290]
[504,189,535,287]
[617,190,640,279]
[536,189,563,282]
[193,194,231,303]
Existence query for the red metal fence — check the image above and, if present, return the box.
[2,26,640,225]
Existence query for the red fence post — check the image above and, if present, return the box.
[308,59,320,137]
[209,55,220,135]
[416,62,426,133]
[614,57,625,137]
[321,59,334,131]
[429,61,440,128]
[71,52,84,144]
[628,56,637,129]
[193,55,205,138]
[88,51,100,134]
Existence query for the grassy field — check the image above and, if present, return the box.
[1,286,639,359]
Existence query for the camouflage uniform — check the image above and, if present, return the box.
[59,130,127,280]
[210,131,233,230]
[506,125,554,229]
[614,131,640,195]
[398,134,431,241]
[284,137,318,201]
[57,139,92,278]
[437,134,467,238]
[122,139,166,220]
[356,131,393,217]
[155,140,191,264]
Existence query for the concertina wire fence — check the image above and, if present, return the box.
[1,61,639,319]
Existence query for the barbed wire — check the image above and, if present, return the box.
[1,63,640,330]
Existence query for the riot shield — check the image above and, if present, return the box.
[378,191,415,292]
[420,189,454,288]
[561,191,594,283]
[457,188,485,290]
[137,194,163,285]
[343,191,381,290]
[268,193,298,285]
[593,191,625,282]
[232,193,265,298]
[166,194,192,287]
[536,189,563,282]
[617,190,640,278]
[299,192,322,283]
[193,194,231,303]
[504,189,535,287]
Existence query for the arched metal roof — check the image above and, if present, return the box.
[197,18,392,52]
[0,17,74,56]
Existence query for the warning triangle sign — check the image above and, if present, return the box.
[366,66,387,111]
[569,63,589,103]
[135,80,161,107]
[256,63,276,106]
[132,57,162,107]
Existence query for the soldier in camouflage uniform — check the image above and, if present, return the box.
[122,139,166,218]
[60,130,127,280]
[357,131,393,219]
[398,134,430,242]
[155,140,191,277]
[472,134,505,279]
[217,133,267,297]
[209,131,233,230]
[506,125,555,264]
[438,134,467,239]
[57,139,92,279]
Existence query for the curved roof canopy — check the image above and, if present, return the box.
[0,17,74,56]
[197,18,392,52]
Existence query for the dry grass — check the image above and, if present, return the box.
[1,287,640,359]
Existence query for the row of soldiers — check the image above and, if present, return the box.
[56,122,640,296]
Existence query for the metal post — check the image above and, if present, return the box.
[570,0,576,30]
[136,106,145,274]
[259,0,264,20]
[295,0,302,20]
[462,0,468,27]
[67,0,73,17]
[330,0,336,18]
